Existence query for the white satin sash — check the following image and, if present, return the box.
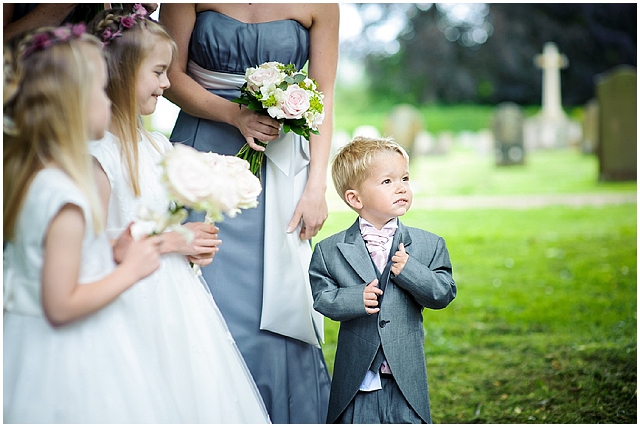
[188,60,324,347]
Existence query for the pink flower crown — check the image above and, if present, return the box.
[101,3,148,45]
[22,23,87,59]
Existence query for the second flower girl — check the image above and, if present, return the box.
[87,6,269,423]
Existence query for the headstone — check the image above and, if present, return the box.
[595,65,637,181]
[413,131,435,157]
[492,102,525,165]
[352,125,380,139]
[527,42,576,149]
[434,131,454,155]
[475,129,494,156]
[330,129,351,159]
[384,104,423,158]
[535,42,568,121]
[581,99,598,154]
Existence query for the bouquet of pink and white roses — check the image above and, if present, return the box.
[131,144,262,242]
[232,61,325,177]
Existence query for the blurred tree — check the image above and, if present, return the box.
[362,3,636,106]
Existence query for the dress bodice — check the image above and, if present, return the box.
[189,10,310,75]
[3,169,115,316]
[89,131,172,240]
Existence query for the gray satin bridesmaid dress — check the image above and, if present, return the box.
[169,11,331,424]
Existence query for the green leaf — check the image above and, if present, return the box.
[294,73,306,83]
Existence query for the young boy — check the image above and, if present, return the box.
[309,136,457,423]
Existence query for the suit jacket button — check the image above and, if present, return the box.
[379,320,389,328]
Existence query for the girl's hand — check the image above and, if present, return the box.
[286,185,328,240]
[187,252,215,267]
[120,235,162,282]
[113,223,135,264]
[232,106,281,151]
[391,243,409,276]
[364,279,383,314]
[160,222,221,257]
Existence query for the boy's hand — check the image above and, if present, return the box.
[391,243,409,276]
[364,278,383,314]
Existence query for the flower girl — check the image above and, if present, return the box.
[87,6,270,423]
[3,25,165,422]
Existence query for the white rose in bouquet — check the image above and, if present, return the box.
[246,63,284,93]
[163,144,216,208]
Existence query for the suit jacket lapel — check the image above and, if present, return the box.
[337,219,377,283]
[395,220,412,253]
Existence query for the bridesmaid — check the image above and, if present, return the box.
[160,3,339,423]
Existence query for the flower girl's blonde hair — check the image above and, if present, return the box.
[3,26,105,241]
[88,6,177,197]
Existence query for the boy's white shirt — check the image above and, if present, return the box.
[357,217,398,392]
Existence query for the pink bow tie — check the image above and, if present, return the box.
[361,225,396,272]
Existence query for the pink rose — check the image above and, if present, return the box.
[280,85,310,120]
[247,67,282,93]
[121,16,135,28]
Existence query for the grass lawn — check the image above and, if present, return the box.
[314,145,636,423]
[315,205,636,423]
[410,148,637,197]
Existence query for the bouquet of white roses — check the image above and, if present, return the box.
[232,61,325,177]
[131,144,262,242]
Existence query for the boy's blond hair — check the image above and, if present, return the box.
[331,136,409,204]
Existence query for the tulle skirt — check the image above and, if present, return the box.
[3,253,270,423]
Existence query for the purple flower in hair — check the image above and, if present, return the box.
[133,3,148,17]
[121,16,135,28]
[31,33,53,51]
[52,27,70,40]
[71,23,86,36]
[101,27,113,42]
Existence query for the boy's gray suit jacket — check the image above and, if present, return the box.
[309,219,456,423]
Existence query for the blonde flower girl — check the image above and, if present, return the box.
[3,25,165,423]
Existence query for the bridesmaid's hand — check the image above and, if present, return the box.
[287,184,328,240]
[233,105,281,151]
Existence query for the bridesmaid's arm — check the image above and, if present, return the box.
[159,3,280,151]
[287,4,339,240]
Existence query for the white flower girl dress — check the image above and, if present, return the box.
[89,131,270,423]
[3,169,174,423]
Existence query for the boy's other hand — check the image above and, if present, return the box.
[364,278,383,314]
[391,242,409,276]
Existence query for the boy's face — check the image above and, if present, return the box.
[345,151,412,229]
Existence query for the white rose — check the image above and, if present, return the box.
[163,144,215,207]
[248,67,283,91]
[234,170,262,210]
[280,85,310,119]
[204,168,241,217]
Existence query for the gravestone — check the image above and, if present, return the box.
[581,99,598,154]
[595,66,637,181]
[526,42,576,149]
[384,104,423,158]
[352,125,381,139]
[492,102,525,165]
[413,131,435,157]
